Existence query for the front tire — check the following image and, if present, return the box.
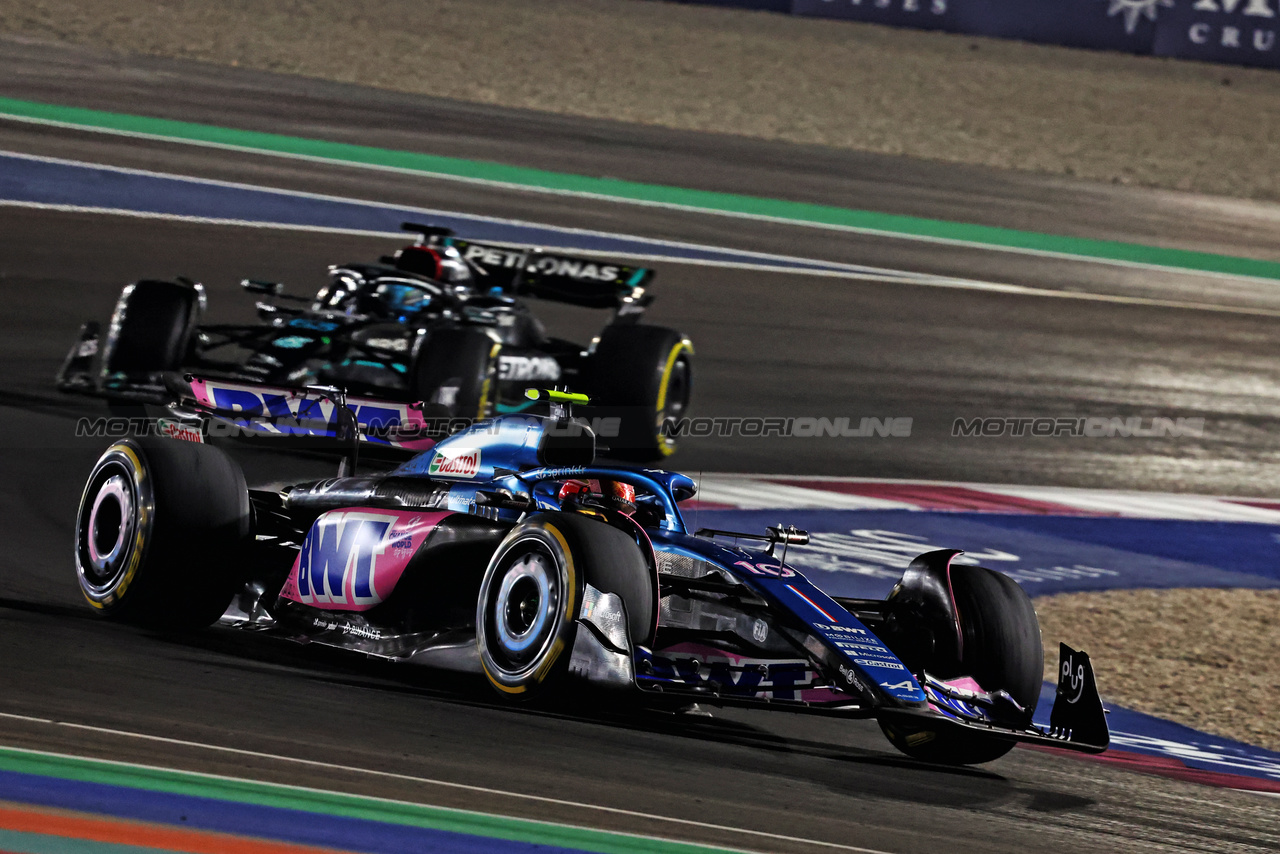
[880,563,1043,765]
[476,511,653,697]
[75,437,250,628]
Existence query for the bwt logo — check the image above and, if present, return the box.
[298,511,397,606]
[208,387,405,434]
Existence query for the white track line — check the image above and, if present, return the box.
[0,711,891,854]
[6,199,1280,319]
[690,473,1280,521]
[4,111,1280,287]
[0,150,926,279]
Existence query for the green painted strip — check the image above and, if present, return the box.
[1,96,1277,282]
[0,747,738,854]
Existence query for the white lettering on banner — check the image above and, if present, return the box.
[824,0,946,14]
[1188,22,1276,49]
[1193,0,1276,16]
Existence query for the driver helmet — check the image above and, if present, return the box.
[394,244,472,286]
[558,479,636,516]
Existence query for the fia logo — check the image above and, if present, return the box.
[298,511,397,606]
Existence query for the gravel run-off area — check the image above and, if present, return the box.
[1,1,1278,750]
[1,0,1279,201]
[1036,589,1280,751]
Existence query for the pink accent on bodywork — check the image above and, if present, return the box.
[925,675,990,717]
[940,676,986,694]
[279,509,452,612]
[185,377,437,451]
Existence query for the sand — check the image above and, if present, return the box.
[1,0,1278,200]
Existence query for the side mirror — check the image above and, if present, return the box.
[241,279,284,296]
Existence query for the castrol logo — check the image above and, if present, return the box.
[428,448,481,478]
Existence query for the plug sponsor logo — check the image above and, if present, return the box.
[429,448,482,477]
[1061,652,1088,704]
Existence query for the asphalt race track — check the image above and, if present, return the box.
[2,38,1279,854]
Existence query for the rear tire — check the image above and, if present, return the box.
[101,281,199,375]
[411,327,500,420]
[879,563,1043,765]
[75,437,250,628]
[476,511,653,697]
[585,325,692,461]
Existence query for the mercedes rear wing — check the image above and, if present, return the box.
[401,222,654,315]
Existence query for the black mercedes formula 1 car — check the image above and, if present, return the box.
[57,223,693,460]
[73,383,1108,767]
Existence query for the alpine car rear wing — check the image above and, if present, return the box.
[161,375,445,456]
[401,222,654,314]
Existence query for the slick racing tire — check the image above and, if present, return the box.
[101,280,200,375]
[411,327,500,420]
[476,511,653,697]
[879,564,1043,765]
[585,325,692,462]
[75,437,251,629]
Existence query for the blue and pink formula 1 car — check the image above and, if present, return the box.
[74,379,1108,766]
